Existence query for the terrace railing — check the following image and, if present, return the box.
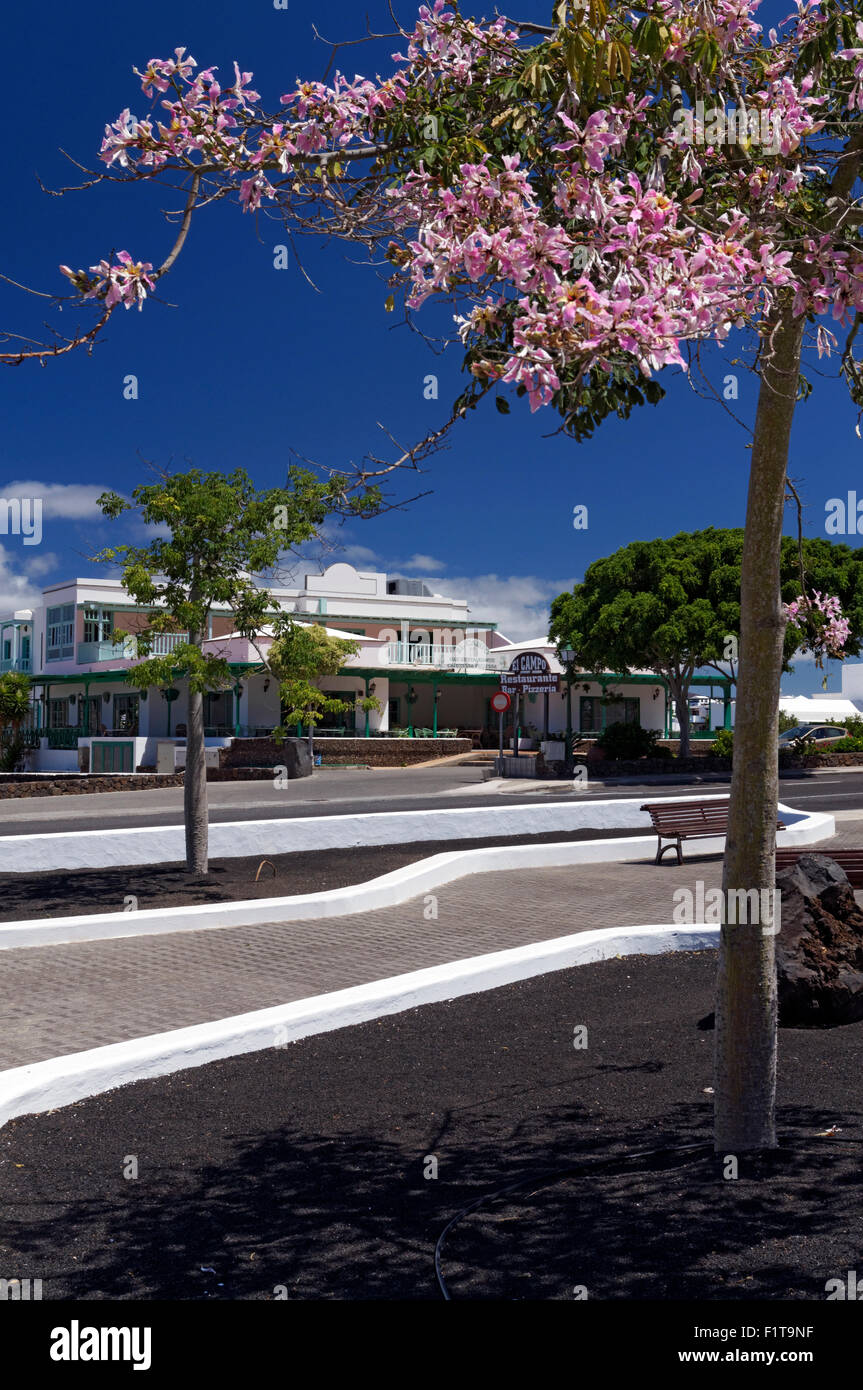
[383,642,509,671]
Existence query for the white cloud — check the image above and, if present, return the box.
[402,553,446,573]
[320,530,574,642]
[0,546,58,612]
[429,573,576,643]
[0,481,114,520]
[338,542,380,566]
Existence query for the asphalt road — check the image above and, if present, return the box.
[0,764,860,837]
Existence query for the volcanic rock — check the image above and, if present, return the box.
[775,855,863,1026]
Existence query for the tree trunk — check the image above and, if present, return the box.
[668,676,691,758]
[184,619,209,875]
[714,301,805,1152]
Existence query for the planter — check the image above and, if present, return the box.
[541,740,565,759]
[518,737,536,750]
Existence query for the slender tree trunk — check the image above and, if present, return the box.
[668,674,691,758]
[184,615,209,875]
[714,300,805,1152]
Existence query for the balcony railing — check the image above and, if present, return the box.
[383,642,508,671]
[46,726,85,749]
[1,725,40,748]
[0,656,31,673]
[77,637,137,665]
[76,632,188,665]
[147,632,189,655]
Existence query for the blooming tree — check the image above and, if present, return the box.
[7,0,863,1149]
[783,591,852,666]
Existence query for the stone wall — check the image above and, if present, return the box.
[315,737,471,766]
[219,735,472,767]
[0,773,186,798]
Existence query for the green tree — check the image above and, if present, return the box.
[0,672,33,772]
[551,528,863,756]
[96,466,382,875]
[267,621,381,748]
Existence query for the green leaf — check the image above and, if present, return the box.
[384,294,395,313]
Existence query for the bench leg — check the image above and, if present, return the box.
[655,834,683,867]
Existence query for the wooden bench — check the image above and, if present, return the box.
[641,799,786,865]
[775,847,863,887]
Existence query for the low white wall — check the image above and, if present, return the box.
[0,794,819,874]
[0,806,835,950]
[30,747,79,773]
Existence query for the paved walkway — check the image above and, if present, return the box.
[1,822,859,1070]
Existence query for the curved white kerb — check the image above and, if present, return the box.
[0,922,719,1129]
[0,805,834,951]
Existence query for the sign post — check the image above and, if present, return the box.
[490,691,511,773]
[496,655,560,774]
[500,653,560,759]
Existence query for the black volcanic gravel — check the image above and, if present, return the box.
[2,949,862,1301]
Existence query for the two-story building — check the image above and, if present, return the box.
[0,561,733,771]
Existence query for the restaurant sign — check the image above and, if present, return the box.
[500,652,560,694]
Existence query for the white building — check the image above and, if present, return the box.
[0,563,732,770]
[779,691,861,723]
[840,661,863,715]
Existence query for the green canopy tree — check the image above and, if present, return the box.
[551,529,863,756]
[0,671,33,772]
[266,621,381,748]
[96,466,382,875]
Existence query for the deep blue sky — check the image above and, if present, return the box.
[0,0,857,692]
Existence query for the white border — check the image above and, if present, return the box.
[0,805,833,950]
[0,790,757,872]
[0,923,719,1128]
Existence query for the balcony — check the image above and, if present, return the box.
[0,656,31,674]
[147,632,189,656]
[383,642,509,672]
[77,637,137,665]
[76,632,188,665]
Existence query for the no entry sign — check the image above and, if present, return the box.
[490,691,511,713]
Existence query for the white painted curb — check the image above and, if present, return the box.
[0,789,769,873]
[0,806,833,951]
[0,922,720,1128]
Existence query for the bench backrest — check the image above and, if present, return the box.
[775,848,863,886]
[640,800,730,832]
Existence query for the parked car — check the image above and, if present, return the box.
[778,723,848,749]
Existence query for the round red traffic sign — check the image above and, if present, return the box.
[490,691,511,713]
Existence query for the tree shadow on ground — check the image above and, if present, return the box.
[3,950,862,1300]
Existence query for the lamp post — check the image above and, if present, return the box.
[561,647,575,775]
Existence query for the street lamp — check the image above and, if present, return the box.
[561,647,576,774]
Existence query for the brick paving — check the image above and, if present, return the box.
[1,819,859,1071]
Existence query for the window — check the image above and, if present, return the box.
[389,697,400,726]
[21,636,30,662]
[579,696,640,731]
[46,604,75,661]
[83,605,114,644]
[113,694,139,733]
[48,698,70,729]
[2,640,9,661]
